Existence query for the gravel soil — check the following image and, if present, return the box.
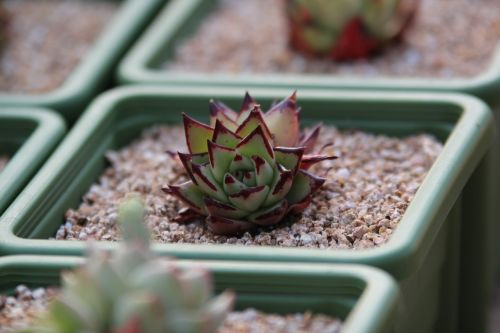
[0,0,118,94]
[165,0,500,78]
[0,285,57,333]
[0,156,8,172]
[57,125,442,249]
[0,287,341,333]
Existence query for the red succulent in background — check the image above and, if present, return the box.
[286,0,419,60]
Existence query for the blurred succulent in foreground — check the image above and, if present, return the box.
[286,0,419,60]
[20,197,234,333]
[163,92,337,235]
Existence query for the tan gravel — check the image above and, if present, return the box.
[56,124,442,249]
[0,287,341,333]
[165,0,500,78]
[220,309,341,333]
[0,285,57,333]
[0,156,8,172]
[0,0,118,94]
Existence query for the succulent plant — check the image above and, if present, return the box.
[20,197,234,333]
[286,0,419,60]
[163,92,337,235]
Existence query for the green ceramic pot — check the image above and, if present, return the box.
[0,108,65,216]
[0,0,164,123]
[0,256,399,333]
[0,86,494,332]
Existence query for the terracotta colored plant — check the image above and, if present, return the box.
[20,197,234,333]
[286,0,419,60]
[163,92,337,235]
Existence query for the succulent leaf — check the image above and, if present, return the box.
[228,185,270,212]
[222,173,247,195]
[183,113,214,154]
[241,171,257,187]
[118,196,149,247]
[252,155,274,186]
[299,124,322,154]
[209,100,238,132]
[212,120,241,148]
[274,147,304,175]
[286,169,326,205]
[264,92,300,147]
[191,163,227,202]
[247,200,289,226]
[236,92,258,124]
[162,181,207,215]
[177,152,209,185]
[300,154,338,170]
[235,107,274,144]
[236,126,274,165]
[207,141,237,183]
[229,154,254,172]
[204,197,249,219]
[263,168,294,206]
[166,93,337,235]
[206,215,255,235]
[112,293,163,333]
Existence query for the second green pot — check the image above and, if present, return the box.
[0,87,494,333]
[0,256,399,333]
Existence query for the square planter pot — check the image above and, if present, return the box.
[118,0,500,105]
[0,86,493,333]
[0,0,164,123]
[115,2,500,330]
[0,108,65,216]
[0,256,399,333]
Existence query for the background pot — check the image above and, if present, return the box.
[0,256,399,333]
[0,0,164,123]
[0,86,493,332]
[0,108,65,216]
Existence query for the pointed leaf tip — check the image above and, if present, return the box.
[212,120,242,148]
[209,100,238,131]
[236,126,274,164]
[264,95,300,147]
[236,106,273,144]
[183,113,214,154]
[118,196,150,247]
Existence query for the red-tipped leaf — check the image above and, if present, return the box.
[204,197,248,220]
[209,100,238,132]
[235,107,273,144]
[286,169,326,205]
[247,200,289,226]
[236,126,274,165]
[162,181,206,215]
[300,154,338,170]
[206,215,255,235]
[264,92,300,146]
[183,113,214,154]
[228,185,269,212]
[212,120,241,149]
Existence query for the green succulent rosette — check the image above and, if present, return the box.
[164,93,337,235]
